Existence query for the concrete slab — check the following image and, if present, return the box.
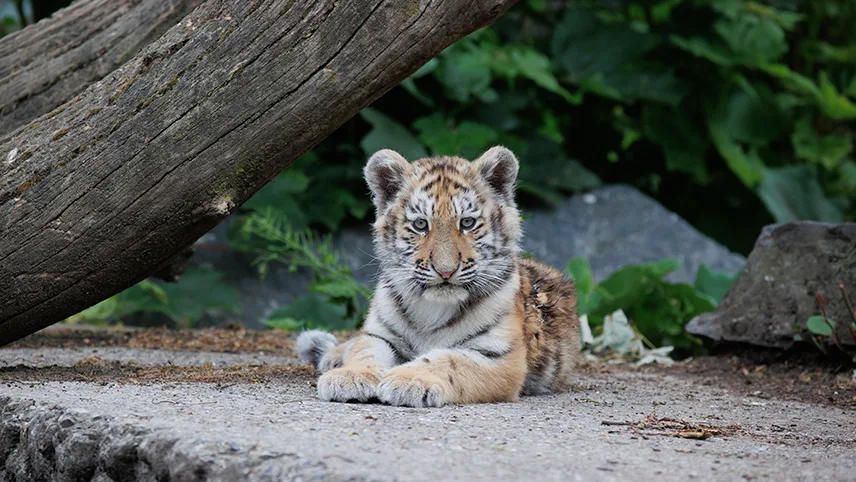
[0,347,296,368]
[2,328,854,481]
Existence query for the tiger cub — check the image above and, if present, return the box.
[297,146,580,407]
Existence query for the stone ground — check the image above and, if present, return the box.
[2,326,855,481]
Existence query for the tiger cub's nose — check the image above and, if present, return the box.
[434,266,458,279]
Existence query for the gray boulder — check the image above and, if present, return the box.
[519,185,746,283]
[686,222,856,348]
[192,184,746,328]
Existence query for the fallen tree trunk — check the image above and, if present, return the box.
[0,0,206,136]
[0,0,519,345]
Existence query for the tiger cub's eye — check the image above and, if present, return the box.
[412,218,429,232]
[460,217,477,230]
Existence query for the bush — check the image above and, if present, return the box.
[59,0,856,338]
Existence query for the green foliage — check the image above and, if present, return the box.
[228,207,371,331]
[693,264,739,304]
[263,294,349,332]
[567,256,594,312]
[67,270,240,328]
[290,0,854,247]
[806,315,834,337]
[568,258,733,356]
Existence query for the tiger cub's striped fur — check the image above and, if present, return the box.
[297,147,580,407]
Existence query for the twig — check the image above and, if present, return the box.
[817,293,844,352]
[601,420,632,426]
[840,283,856,342]
[628,319,657,350]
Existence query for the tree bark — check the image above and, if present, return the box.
[0,0,206,137]
[0,0,519,345]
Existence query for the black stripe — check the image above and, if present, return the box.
[472,346,512,359]
[431,288,490,333]
[422,178,437,191]
[376,314,416,358]
[451,320,499,348]
[364,332,405,364]
[390,289,417,329]
[490,211,501,238]
[447,179,466,191]
[427,161,454,173]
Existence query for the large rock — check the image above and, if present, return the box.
[191,185,745,329]
[518,185,746,282]
[687,222,856,348]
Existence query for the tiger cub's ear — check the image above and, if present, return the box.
[365,149,411,213]
[474,146,519,203]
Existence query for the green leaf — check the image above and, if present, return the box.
[816,72,856,120]
[243,171,311,229]
[538,111,564,143]
[757,165,844,223]
[806,315,834,336]
[400,52,438,105]
[412,58,439,78]
[311,279,361,299]
[806,42,856,64]
[263,317,305,331]
[566,256,594,313]
[581,258,712,355]
[791,117,852,169]
[670,35,737,66]
[709,129,766,187]
[642,105,709,182]
[157,269,241,326]
[400,78,434,106]
[300,188,363,231]
[435,40,496,103]
[551,9,686,105]
[267,294,351,331]
[760,65,856,120]
[69,297,119,324]
[714,15,788,64]
[836,160,856,192]
[495,45,581,104]
[138,279,168,303]
[706,85,785,187]
[516,136,601,203]
[526,0,546,12]
[413,114,499,159]
[693,265,738,305]
[710,85,787,146]
[359,108,427,160]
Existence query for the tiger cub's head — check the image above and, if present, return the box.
[365,146,521,303]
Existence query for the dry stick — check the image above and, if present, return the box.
[839,283,856,343]
[817,293,844,352]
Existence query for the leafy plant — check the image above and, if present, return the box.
[66,269,240,328]
[794,286,856,358]
[694,264,739,304]
[228,206,371,331]
[568,257,737,356]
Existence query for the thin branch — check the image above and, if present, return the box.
[839,283,856,342]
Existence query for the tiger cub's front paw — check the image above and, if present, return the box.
[316,367,380,403]
[376,366,454,408]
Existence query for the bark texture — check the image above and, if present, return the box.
[0,0,206,136]
[0,0,519,345]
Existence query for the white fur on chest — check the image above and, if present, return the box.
[365,271,519,357]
